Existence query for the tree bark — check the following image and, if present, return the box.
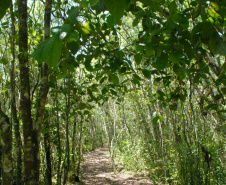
[43,112,52,185]
[18,0,35,184]
[33,0,52,182]
[55,80,62,185]
[63,78,71,185]
[0,140,2,185]
[72,116,77,172]
[0,106,13,185]
[76,119,83,178]
[10,1,22,184]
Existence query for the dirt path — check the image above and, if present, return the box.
[78,146,153,185]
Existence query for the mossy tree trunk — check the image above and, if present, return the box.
[0,106,13,185]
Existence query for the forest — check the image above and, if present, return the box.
[0,0,225,184]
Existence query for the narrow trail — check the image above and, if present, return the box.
[78,146,153,185]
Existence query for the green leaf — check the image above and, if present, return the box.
[142,69,151,79]
[192,4,202,19]
[81,22,92,34]
[92,0,107,14]
[134,53,142,65]
[32,36,63,68]
[153,115,163,125]
[206,103,218,110]
[0,0,10,21]
[84,110,90,115]
[85,58,94,72]
[110,89,117,96]
[110,74,119,85]
[67,41,80,54]
[221,87,226,95]
[102,86,109,94]
[132,74,141,85]
[145,43,154,56]
[154,53,169,70]
[157,90,165,101]
[61,24,71,34]
[107,15,114,28]
[0,58,8,65]
[212,41,226,56]
[133,16,140,27]
[68,6,80,23]
[139,0,164,6]
[78,103,91,110]
[103,0,127,24]
[115,50,124,60]
[69,30,79,41]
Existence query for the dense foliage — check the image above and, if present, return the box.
[0,0,225,184]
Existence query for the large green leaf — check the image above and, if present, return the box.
[103,0,127,24]
[85,58,94,72]
[77,103,92,110]
[0,0,10,21]
[134,53,142,65]
[154,53,169,70]
[110,74,119,85]
[32,36,62,68]
[68,6,80,23]
[142,69,151,79]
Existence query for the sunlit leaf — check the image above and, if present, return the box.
[81,22,91,34]
[32,36,62,68]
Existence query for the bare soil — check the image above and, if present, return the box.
[77,146,153,185]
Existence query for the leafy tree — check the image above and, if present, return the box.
[0,0,225,184]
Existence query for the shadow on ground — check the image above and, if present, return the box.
[77,147,152,185]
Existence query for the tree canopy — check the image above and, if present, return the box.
[0,0,225,184]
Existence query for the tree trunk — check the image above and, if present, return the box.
[63,79,71,185]
[55,80,62,185]
[43,112,52,185]
[0,141,2,185]
[76,119,83,178]
[72,116,77,172]
[0,106,13,185]
[10,1,22,184]
[18,1,35,184]
[33,0,52,182]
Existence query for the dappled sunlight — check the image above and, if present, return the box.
[78,147,153,185]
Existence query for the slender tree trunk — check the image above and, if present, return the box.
[10,1,22,184]
[63,79,71,185]
[72,116,77,171]
[33,0,52,182]
[90,115,96,150]
[0,106,13,185]
[18,1,35,184]
[76,119,83,178]
[43,112,52,185]
[0,140,2,185]
[56,80,62,185]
